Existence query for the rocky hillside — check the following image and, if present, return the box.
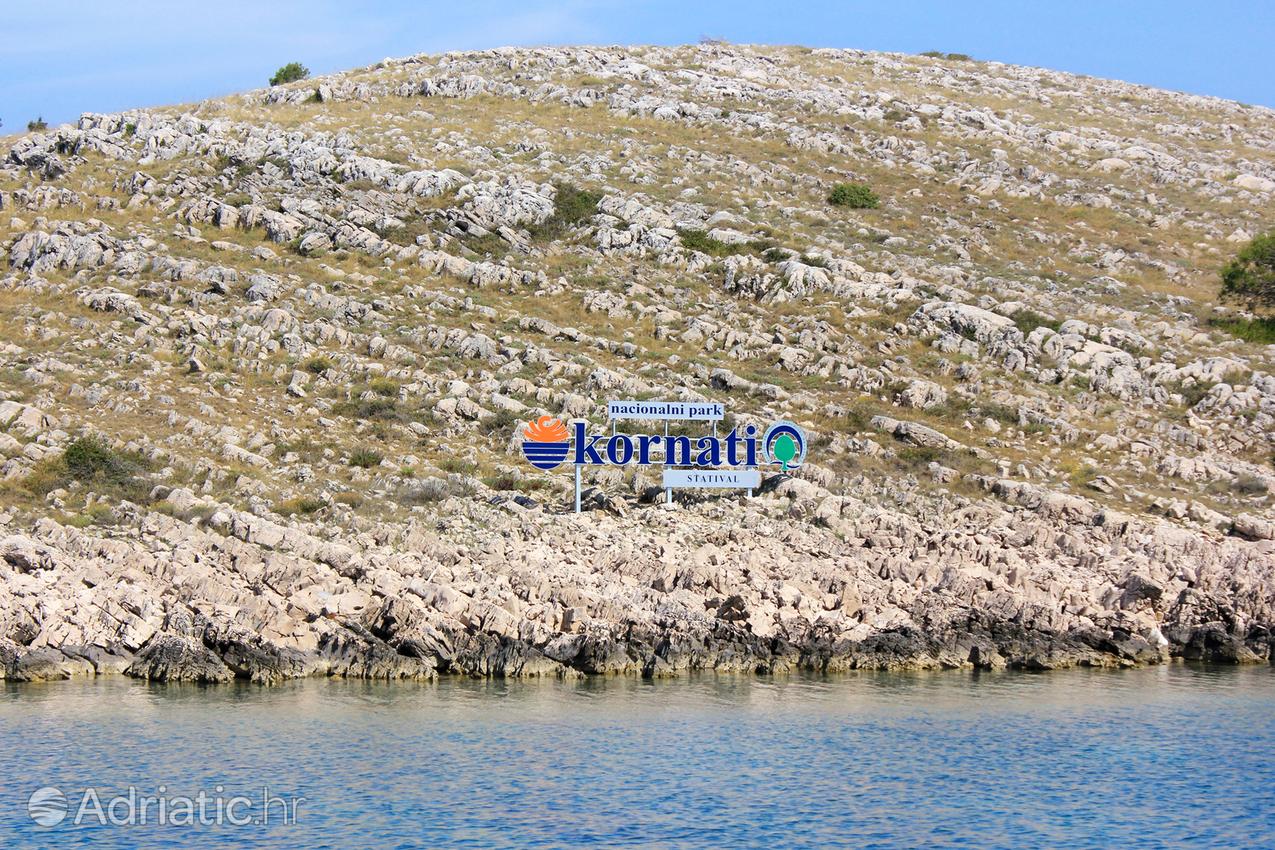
[1,44,1274,682]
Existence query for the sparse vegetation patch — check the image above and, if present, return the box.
[827,183,880,209]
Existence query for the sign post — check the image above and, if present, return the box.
[664,419,671,505]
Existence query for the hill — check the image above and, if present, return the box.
[1,44,1274,681]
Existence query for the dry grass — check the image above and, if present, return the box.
[1,43,1270,524]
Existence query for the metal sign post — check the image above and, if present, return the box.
[664,418,672,504]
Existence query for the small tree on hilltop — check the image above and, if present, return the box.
[1220,232,1275,310]
[270,62,310,86]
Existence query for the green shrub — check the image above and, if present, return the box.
[348,448,384,469]
[276,438,322,463]
[269,62,310,86]
[334,397,402,421]
[844,401,875,433]
[1220,233,1275,310]
[88,504,118,525]
[1180,383,1214,409]
[23,436,151,501]
[462,231,508,257]
[981,403,1022,426]
[304,355,334,374]
[333,491,363,508]
[276,495,324,516]
[677,228,742,257]
[1161,379,1215,410]
[63,504,120,528]
[64,437,129,480]
[527,182,602,240]
[897,445,946,470]
[383,215,433,247]
[439,457,477,475]
[367,377,400,397]
[480,408,520,435]
[398,477,470,505]
[27,117,48,132]
[1013,310,1062,336]
[1066,462,1100,489]
[483,472,522,491]
[827,183,880,209]
[553,183,602,222]
[1210,316,1275,344]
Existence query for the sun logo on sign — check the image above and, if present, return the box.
[520,415,571,471]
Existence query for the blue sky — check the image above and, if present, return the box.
[3,1,1273,128]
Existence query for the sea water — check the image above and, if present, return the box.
[0,664,1272,849]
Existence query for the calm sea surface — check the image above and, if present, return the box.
[0,665,1272,849]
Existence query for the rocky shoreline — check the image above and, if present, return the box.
[2,480,1272,684]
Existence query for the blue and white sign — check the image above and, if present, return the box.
[520,403,806,510]
[662,469,761,489]
[606,400,724,421]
